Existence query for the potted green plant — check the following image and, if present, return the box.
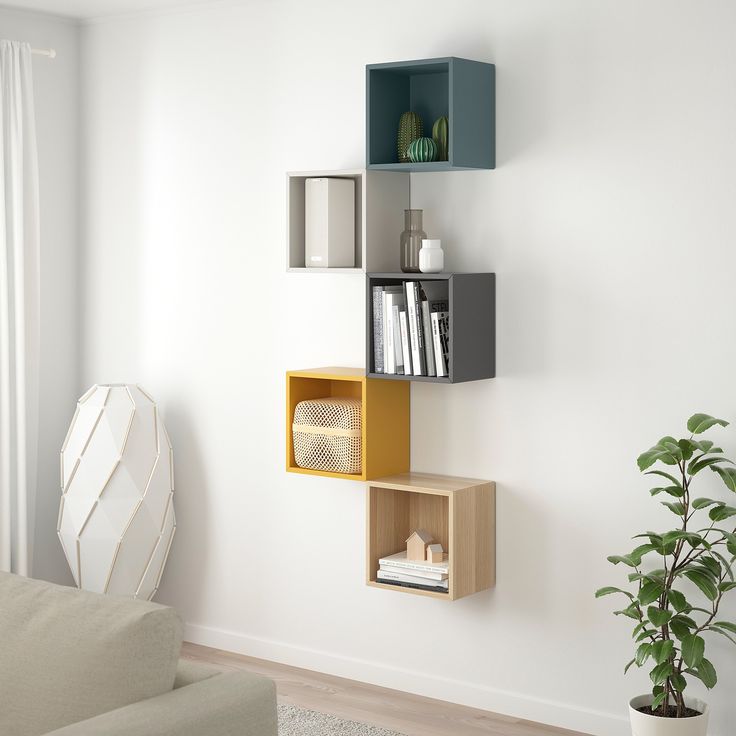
[597,414,736,736]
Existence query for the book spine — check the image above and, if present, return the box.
[392,304,404,374]
[431,312,446,377]
[421,300,436,377]
[408,282,425,376]
[413,283,426,376]
[438,312,450,377]
[372,286,384,374]
[399,310,412,375]
[384,293,395,374]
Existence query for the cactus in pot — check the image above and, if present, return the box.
[397,112,422,163]
[432,115,449,161]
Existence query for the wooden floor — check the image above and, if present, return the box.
[182,642,588,736]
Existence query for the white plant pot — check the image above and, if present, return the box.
[629,694,709,736]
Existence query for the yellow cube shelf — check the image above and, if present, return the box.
[286,367,410,481]
[366,473,495,600]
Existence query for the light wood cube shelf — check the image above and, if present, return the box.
[286,367,410,481]
[366,473,495,600]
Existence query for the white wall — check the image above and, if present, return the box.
[0,7,78,586]
[77,2,736,735]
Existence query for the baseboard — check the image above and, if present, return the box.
[185,623,628,736]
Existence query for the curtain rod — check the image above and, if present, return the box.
[31,48,56,58]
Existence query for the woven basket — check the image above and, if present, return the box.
[292,397,362,474]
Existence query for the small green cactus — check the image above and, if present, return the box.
[407,137,438,163]
[432,116,449,161]
[397,112,423,163]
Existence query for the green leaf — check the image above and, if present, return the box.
[663,485,686,498]
[712,621,736,635]
[659,438,683,460]
[712,465,736,492]
[635,643,652,666]
[689,456,734,475]
[638,446,678,470]
[690,439,715,453]
[629,544,657,565]
[683,570,719,600]
[651,639,674,664]
[645,470,683,485]
[595,586,633,599]
[699,556,722,577]
[687,414,729,435]
[651,690,667,710]
[707,626,736,646]
[636,628,659,642]
[615,604,641,621]
[670,672,687,692]
[694,658,717,689]
[650,485,685,498]
[624,657,636,675]
[608,555,637,567]
[681,634,705,668]
[691,497,720,510]
[709,505,736,521]
[649,661,674,685]
[670,617,693,640]
[719,581,736,592]
[668,589,688,612]
[647,606,673,627]
[662,501,686,516]
[678,439,695,460]
[638,581,663,606]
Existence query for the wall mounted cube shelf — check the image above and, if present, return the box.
[367,273,495,383]
[366,473,495,600]
[286,367,410,481]
[366,57,495,172]
[286,169,409,273]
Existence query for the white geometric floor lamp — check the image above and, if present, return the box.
[58,384,176,600]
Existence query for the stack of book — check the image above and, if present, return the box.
[372,281,449,378]
[376,551,449,593]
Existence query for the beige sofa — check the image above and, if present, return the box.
[0,572,277,736]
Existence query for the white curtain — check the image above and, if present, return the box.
[0,40,40,575]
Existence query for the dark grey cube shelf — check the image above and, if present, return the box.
[366,57,495,172]
[367,273,495,384]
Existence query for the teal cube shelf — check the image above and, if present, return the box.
[366,57,495,172]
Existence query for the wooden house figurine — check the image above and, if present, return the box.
[426,543,444,564]
[406,529,433,561]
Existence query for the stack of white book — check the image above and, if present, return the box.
[377,551,449,593]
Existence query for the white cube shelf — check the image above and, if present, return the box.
[286,169,409,274]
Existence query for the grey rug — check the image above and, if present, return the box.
[278,703,407,736]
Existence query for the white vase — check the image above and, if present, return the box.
[419,239,444,273]
[629,695,709,736]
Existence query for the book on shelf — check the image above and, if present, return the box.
[379,550,449,575]
[377,570,449,591]
[399,309,412,376]
[391,304,404,374]
[377,577,449,594]
[431,311,449,377]
[372,286,384,374]
[420,299,436,377]
[382,287,403,375]
[405,281,426,376]
[378,563,446,581]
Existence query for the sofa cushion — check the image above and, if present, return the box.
[0,572,183,736]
